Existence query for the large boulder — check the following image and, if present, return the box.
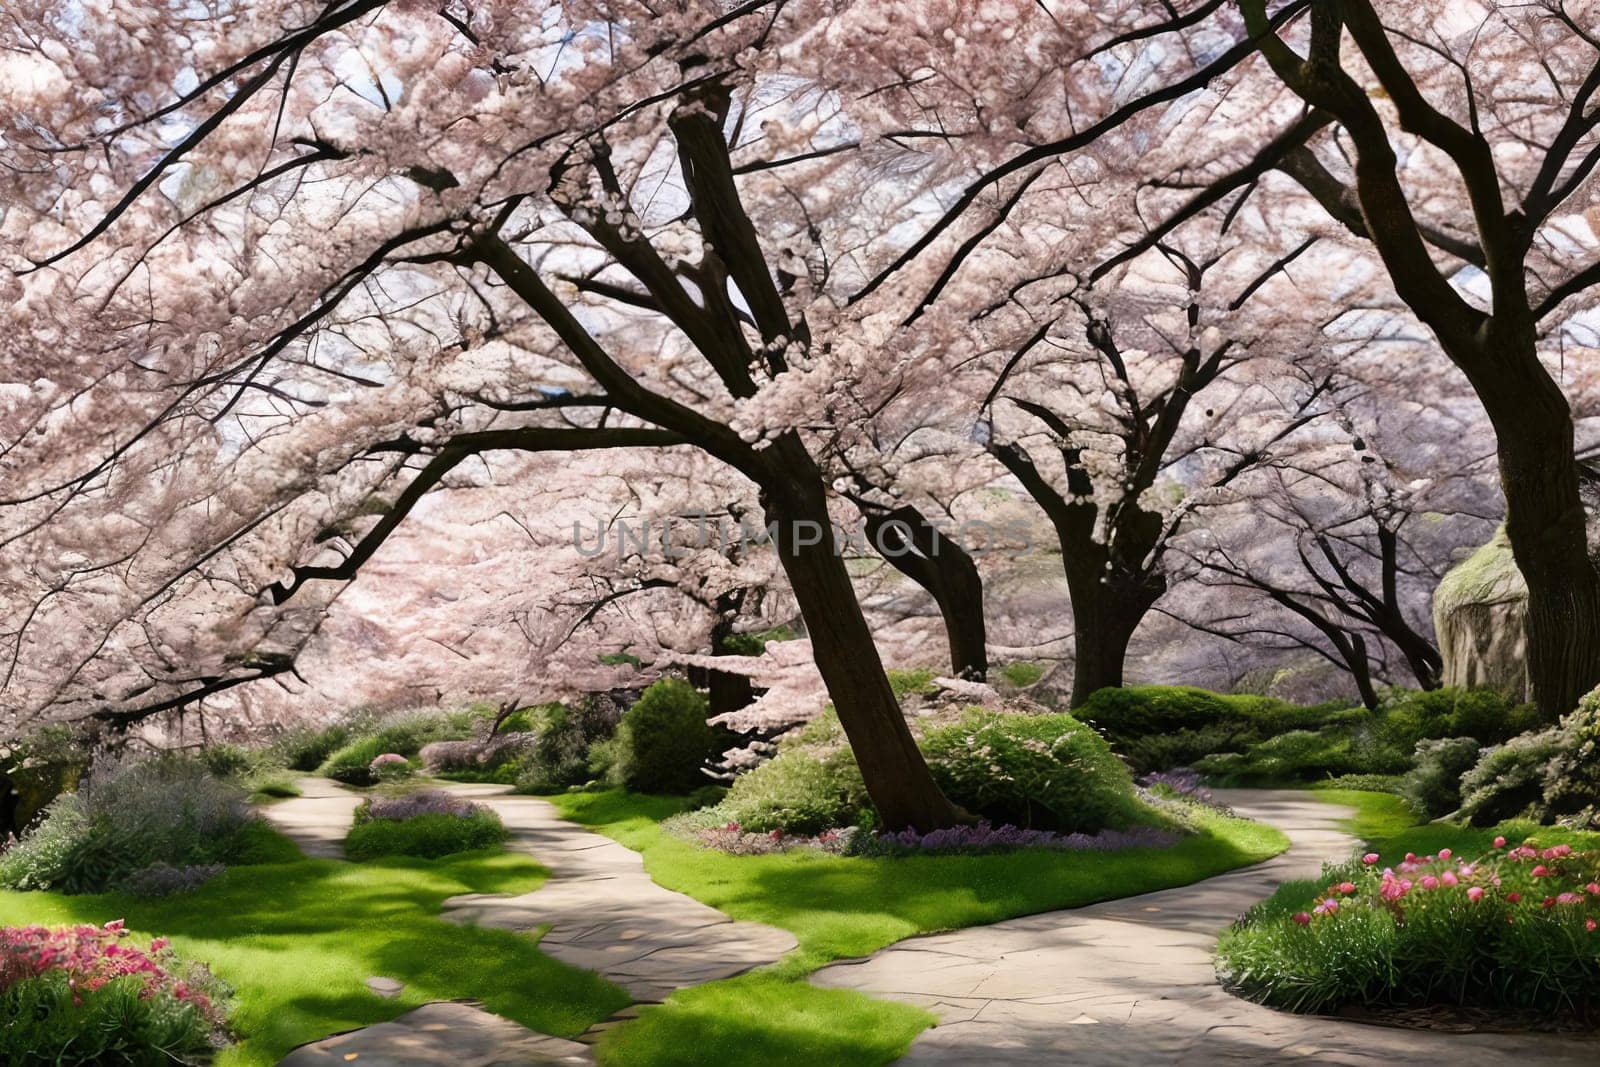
[1433,526,1530,701]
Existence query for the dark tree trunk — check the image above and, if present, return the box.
[1062,547,1165,707]
[762,444,966,830]
[694,592,757,721]
[862,505,988,681]
[1472,336,1600,717]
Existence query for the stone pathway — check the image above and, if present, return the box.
[811,789,1600,1065]
[276,1002,591,1066]
[266,779,795,1065]
[434,782,797,1002]
[257,776,365,858]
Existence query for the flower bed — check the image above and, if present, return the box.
[684,818,1180,857]
[0,920,230,1063]
[344,790,508,859]
[1217,838,1600,1021]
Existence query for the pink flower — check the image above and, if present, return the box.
[1362,853,1380,866]
[1588,920,1598,932]
[1337,882,1357,895]
[1292,912,1311,927]
[1557,892,1583,905]
[1420,875,1440,890]
[1438,848,1452,860]
[149,938,168,952]
[1532,865,1550,877]
[1494,836,1507,848]
[1467,886,1485,902]
[1405,852,1417,863]
[103,920,125,934]
[1586,883,1600,896]
[1506,892,1522,903]
[1441,871,1459,887]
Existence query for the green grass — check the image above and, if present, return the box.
[0,835,628,1066]
[547,790,1290,1066]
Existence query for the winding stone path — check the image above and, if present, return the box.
[435,782,797,1002]
[257,776,365,858]
[811,789,1600,1065]
[267,778,795,1066]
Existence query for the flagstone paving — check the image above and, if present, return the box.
[810,789,1600,1065]
[269,779,794,1065]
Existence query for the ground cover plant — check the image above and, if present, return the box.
[544,788,1288,1067]
[0,920,231,1064]
[0,758,287,894]
[344,790,509,860]
[0,833,627,1067]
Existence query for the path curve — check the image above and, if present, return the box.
[434,782,797,1002]
[811,789,1598,1065]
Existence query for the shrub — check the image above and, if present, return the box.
[886,668,938,702]
[693,745,870,835]
[0,921,231,1064]
[317,709,479,785]
[920,710,1150,833]
[609,679,717,794]
[0,758,261,894]
[1216,841,1600,1019]
[1376,687,1542,751]
[344,791,507,859]
[514,697,623,793]
[697,707,1159,837]
[1458,688,1600,828]
[270,718,368,772]
[1075,685,1360,771]
[1194,728,1364,785]
[1398,737,1482,819]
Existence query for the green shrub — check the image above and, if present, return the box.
[696,707,1157,836]
[609,679,718,794]
[1194,729,1363,785]
[269,715,372,772]
[1397,737,1482,819]
[514,698,623,793]
[344,794,508,860]
[0,758,261,894]
[317,709,479,785]
[1075,685,1360,771]
[1376,688,1541,751]
[920,710,1149,833]
[692,745,870,835]
[1458,687,1600,828]
[1458,731,1561,825]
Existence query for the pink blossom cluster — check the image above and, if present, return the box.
[0,920,227,1024]
[1291,840,1600,933]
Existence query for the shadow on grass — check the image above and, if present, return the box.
[0,845,629,1067]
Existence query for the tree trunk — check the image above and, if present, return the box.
[1064,558,1164,707]
[1471,333,1600,717]
[761,446,966,830]
[696,593,756,722]
[862,505,988,680]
